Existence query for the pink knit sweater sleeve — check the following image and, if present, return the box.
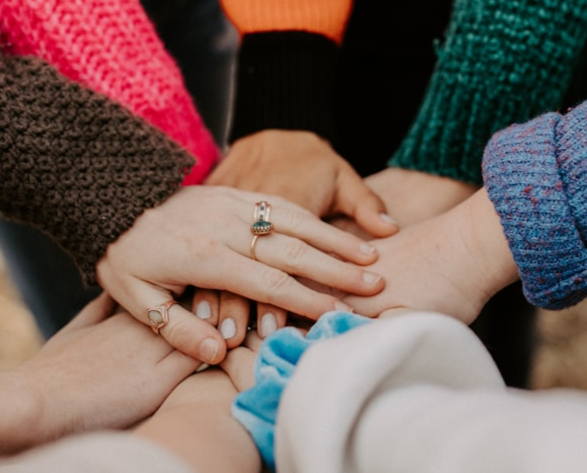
[0,0,219,185]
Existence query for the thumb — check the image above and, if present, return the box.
[334,169,399,238]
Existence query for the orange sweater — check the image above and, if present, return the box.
[219,0,353,44]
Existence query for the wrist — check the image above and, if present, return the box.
[454,188,518,301]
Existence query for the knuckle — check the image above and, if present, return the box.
[162,317,199,356]
[261,268,291,294]
[279,205,307,229]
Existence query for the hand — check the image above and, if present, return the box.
[331,168,478,238]
[343,190,519,324]
[206,130,398,238]
[0,293,201,454]
[97,186,385,364]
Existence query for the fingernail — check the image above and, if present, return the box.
[195,301,211,320]
[199,339,219,363]
[261,313,277,337]
[220,318,237,339]
[195,362,210,373]
[334,301,354,313]
[360,243,376,256]
[380,213,396,225]
[363,271,382,285]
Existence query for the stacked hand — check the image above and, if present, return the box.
[0,293,201,454]
[97,186,386,362]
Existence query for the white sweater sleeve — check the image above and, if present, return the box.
[275,311,587,473]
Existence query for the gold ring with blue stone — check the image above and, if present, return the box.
[250,201,274,260]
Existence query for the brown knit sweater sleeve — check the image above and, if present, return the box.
[0,53,195,284]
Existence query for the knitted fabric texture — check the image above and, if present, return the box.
[233,311,370,472]
[219,0,352,44]
[483,100,587,310]
[0,0,218,185]
[391,0,587,185]
[229,32,339,144]
[0,54,194,284]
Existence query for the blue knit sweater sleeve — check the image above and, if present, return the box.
[483,100,587,309]
[232,311,371,472]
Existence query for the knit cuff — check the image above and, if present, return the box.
[390,0,587,185]
[229,31,338,144]
[232,311,370,471]
[483,103,587,309]
[0,55,194,285]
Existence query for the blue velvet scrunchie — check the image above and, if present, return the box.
[232,311,371,471]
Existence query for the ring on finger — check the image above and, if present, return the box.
[250,201,274,260]
[147,300,178,334]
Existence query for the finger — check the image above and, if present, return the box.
[251,232,385,296]
[217,292,250,349]
[121,281,227,364]
[191,288,219,327]
[256,302,286,339]
[254,198,379,265]
[157,349,204,381]
[244,330,264,352]
[221,346,257,392]
[59,291,115,333]
[196,249,354,320]
[334,168,399,238]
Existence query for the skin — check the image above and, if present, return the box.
[135,337,262,473]
[344,188,519,324]
[135,370,260,473]
[135,187,521,473]
[332,167,479,238]
[201,165,480,342]
[96,185,386,363]
[206,129,399,236]
[204,130,400,341]
[0,293,201,455]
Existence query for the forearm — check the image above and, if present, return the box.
[0,53,194,284]
[0,371,44,454]
[135,371,261,473]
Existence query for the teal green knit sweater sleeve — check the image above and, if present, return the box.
[390,0,587,185]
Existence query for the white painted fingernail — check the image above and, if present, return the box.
[261,313,277,337]
[379,213,396,225]
[195,363,210,373]
[220,318,237,339]
[363,271,382,285]
[360,243,376,255]
[195,301,211,320]
[334,301,354,312]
